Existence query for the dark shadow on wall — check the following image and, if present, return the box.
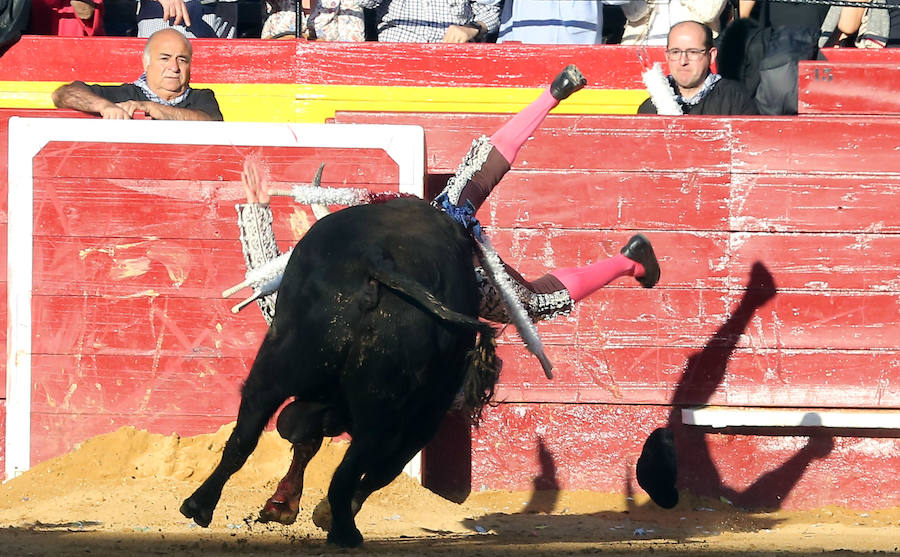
[522,436,560,514]
[640,261,835,511]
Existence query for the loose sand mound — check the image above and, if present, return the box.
[1,425,897,556]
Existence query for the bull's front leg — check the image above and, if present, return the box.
[181,367,286,527]
[325,441,367,547]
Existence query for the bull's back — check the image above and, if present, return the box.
[273,198,480,336]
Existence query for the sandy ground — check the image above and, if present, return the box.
[1,425,897,556]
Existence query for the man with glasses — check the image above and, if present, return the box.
[638,20,758,115]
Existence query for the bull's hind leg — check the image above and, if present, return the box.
[180,346,288,527]
[259,401,341,524]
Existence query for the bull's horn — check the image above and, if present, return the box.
[311,162,329,218]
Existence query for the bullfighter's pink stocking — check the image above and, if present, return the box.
[489,89,559,165]
[550,255,646,302]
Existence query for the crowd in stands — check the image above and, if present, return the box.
[17,0,900,48]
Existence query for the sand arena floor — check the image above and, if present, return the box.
[0,425,897,556]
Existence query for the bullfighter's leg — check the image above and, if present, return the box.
[436,65,586,212]
[180,341,289,527]
[477,234,661,323]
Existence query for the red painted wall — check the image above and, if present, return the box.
[336,112,900,510]
[3,35,900,509]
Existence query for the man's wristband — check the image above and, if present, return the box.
[463,22,487,42]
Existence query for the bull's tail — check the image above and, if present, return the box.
[368,266,501,424]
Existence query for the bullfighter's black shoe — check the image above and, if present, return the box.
[620,234,660,288]
[550,65,587,101]
[636,427,678,509]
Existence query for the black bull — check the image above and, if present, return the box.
[180,198,502,547]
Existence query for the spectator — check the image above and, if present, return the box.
[739,0,828,30]
[0,0,30,49]
[135,0,237,38]
[740,0,868,47]
[498,0,628,44]
[854,0,900,47]
[261,0,364,41]
[30,0,104,36]
[51,28,223,120]
[357,0,499,42]
[620,0,726,45]
[638,20,758,115]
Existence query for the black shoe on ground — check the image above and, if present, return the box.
[620,234,660,288]
[550,64,587,101]
[636,427,679,509]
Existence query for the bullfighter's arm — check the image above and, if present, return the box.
[236,203,280,325]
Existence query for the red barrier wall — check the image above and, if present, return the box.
[334,111,900,510]
[3,104,900,510]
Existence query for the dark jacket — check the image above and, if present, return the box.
[78,82,224,121]
[638,78,759,116]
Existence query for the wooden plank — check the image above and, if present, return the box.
[31,354,249,416]
[295,43,651,89]
[493,345,900,407]
[479,170,731,231]
[0,286,5,397]
[33,178,314,241]
[820,49,900,63]
[30,295,267,357]
[0,37,652,89]
[576,289,900,351]
[32,144,399,183]
[730,173,900,233]
[728,233,900,291]
[33,237,260,298]
[0,109,92,224]
[334,111,734,173]
[798,61,900,115]
[466,402,900,509]
[731,118,900,174]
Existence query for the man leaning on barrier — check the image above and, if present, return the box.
[51,28,223,121]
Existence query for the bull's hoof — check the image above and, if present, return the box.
[258,497,299,525]
[311,499,332,530]
[327,525,363,548]
[180,496,214,528]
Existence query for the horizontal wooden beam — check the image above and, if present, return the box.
[682,406,900,429]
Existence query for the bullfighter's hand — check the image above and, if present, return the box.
[158,0,192,27]
[70,0,96,19]
[242,158,270,205]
